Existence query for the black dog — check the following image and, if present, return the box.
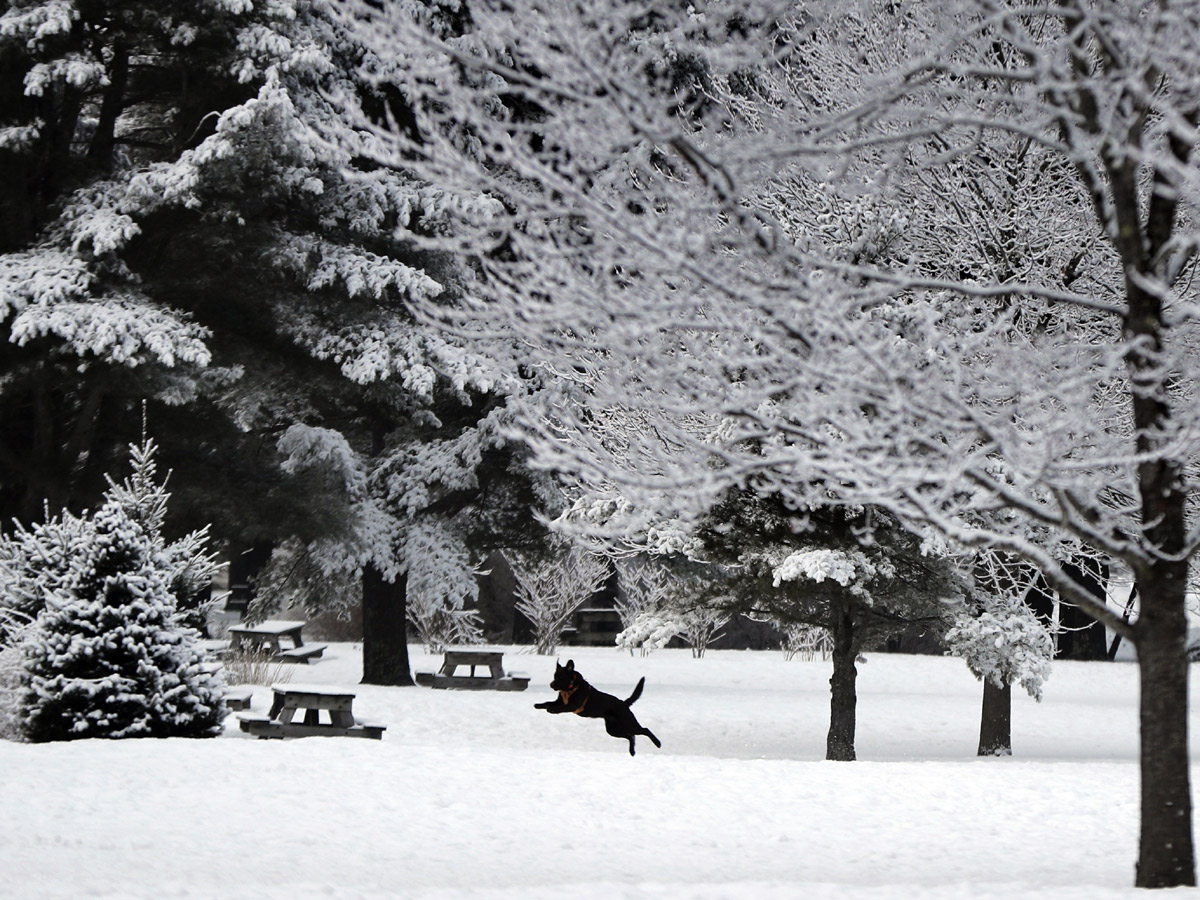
[535,659,661,756]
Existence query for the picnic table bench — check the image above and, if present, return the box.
[237,684,385,740]
[416,650,529,691]
[227,619,327,664]
[224,686,254,711]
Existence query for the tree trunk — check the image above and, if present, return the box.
[361,565,414,686]
[1057,558,1108,661]
[1120,164,1197,882]
[87,43,129,170]
[826,602,858,761]
[977,678,1012,757]
[1134,568,1194,887]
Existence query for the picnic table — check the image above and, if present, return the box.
[227,619,326,664]
[415,649,529,691]
[237,684,385,740]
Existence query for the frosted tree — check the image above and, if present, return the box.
[257,396,556,683]
[101,436,220,633]
[676,605,728,659]
[613,556,683,655]
[780,624,833,663]
[1,437,219,630]
[510,543,611,655]
[404,520,484,652]
[696,490,962,760]
[944,544,1074,757]
[0,605,30,740]
[613,556,729,657]
[613,556,676,635]
[946,584,1054,757]
[0,0,232,520]
[615,610,684,656]
[343,1,1200,883]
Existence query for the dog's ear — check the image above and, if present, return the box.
[565,659,575,671]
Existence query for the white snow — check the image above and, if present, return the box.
[0,644,1191,899]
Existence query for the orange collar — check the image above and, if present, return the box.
[559,681,589,714]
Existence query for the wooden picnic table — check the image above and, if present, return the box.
[237,684,385,740]
[226,620,326,663]
[415,649,529,691]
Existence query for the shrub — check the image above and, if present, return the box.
[222,648,292,687]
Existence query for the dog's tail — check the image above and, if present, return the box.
[625,676,646,706]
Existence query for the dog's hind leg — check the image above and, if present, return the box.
[642,727,661,749]
[603,715,639,755]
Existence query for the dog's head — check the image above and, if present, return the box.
[549,659,580,692]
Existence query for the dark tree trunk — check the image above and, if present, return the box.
[977,678,1012,757]
[1123,253,1195,884]
[22,374,65,521]
[1024,571,1055,628]
[40,84,84,203]
[361,565,414,686]
[227,543,273,617]
[826,602,858,761]
[1134,567,1194,887]
[1057,558,1108,661]
[87,43,128,170]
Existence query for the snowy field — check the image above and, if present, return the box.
[2,644,1198,900]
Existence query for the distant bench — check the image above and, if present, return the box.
[416,650,529,692]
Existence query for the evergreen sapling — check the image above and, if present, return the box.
[16,441,225,741]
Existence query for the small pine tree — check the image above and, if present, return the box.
[15,441,225,741]
[102,437,219,634]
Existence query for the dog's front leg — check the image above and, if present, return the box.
[534,699,569,713]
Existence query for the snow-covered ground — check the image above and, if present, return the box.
[1,644,1195,900]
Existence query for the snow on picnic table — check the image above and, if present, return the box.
[0,645,1195,900]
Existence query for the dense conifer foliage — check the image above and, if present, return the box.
[0,1,549,685]
[8,440,224,741]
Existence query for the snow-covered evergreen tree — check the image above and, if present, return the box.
[13,440,224,741]
[699,489,964,760]
[102,435,219,633]
[0,606,30,740]
[1,436,219,628]
[1,0,555,686]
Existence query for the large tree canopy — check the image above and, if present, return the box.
[342,0,1200,886]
